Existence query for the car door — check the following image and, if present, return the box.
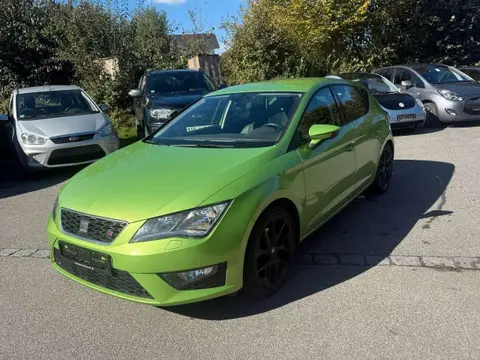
[332,84,380,191]
[295,86,357,233]
[393,68,425,98]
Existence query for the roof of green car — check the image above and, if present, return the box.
[207,77,341,96]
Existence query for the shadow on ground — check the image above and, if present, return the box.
[0,159,85,199]
[166,159,455,320]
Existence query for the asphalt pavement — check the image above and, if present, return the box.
[1,125,479,359]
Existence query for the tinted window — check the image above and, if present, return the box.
[331,85,368,125]
[292,87,340,146]
[146,72,216,95]
[376,68,394,82]
[394,69,424,88]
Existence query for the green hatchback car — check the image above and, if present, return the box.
[47,78,394,306]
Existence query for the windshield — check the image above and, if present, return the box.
[412,65,473,84]
[16,90,99,120]
[340,73,399,94]
[146,72,216,95]
[146,92,302,148]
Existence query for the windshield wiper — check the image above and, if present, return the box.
[171,143,234,148]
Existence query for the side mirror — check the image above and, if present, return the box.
[128,89,142,98]
[308,124,340,148]
[98,104,110,112]
[218,84,228,89]
[0,114,9,122]
[401,80,413,89]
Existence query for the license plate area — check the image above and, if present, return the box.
[58,241,111,272]
[397,114,416,121]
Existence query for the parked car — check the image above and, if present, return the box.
[128,69,226,139]
[48,77,394,306]
[374,64,480,123]
[2,85,119,171]
[329,72,426,130]
[457,66,480,82]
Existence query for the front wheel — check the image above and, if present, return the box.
[243,207,297,299]
[370,143,393,195]
[424,103,440,126]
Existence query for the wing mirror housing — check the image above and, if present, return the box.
[308,124,340,148]
[401,80,413,89]
[98,104,110,113]
[128,89,142,98]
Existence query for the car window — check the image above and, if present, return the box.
[410,65,471,84]
[394,69,424,88]
[16,90,99,120]
[331,85,368,125]
[148,92,302,148]
[292,87,341,146]
[8,95,13,116]
[139,76,147,91]
[462,69,480,81]
[340,73,399,94]
[146,72,216,95]
[376,68,394,82]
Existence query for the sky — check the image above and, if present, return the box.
[138,0,246,53]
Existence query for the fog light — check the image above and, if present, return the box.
[445,108,457,116]
[159,263,227,290]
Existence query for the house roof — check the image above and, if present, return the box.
[169,33,220,52]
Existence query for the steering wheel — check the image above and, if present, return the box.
[261,123,284,131]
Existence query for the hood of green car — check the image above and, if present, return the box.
[60,141,278,222]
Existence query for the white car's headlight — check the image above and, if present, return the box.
[150,108,173,120]
[130,202,230,243]
[438,89,464,102]
[21,132,47,145]
[98,122,113,136]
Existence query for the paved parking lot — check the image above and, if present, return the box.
[1,125,479,359]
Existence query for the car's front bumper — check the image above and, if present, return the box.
[46,203,248,306]
[19,134,119,169]
[435,96,480,122]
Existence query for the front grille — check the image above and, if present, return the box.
[51,133,95,144]
[464,99,480,115]
[54,248,153,299]
[48,145,105,165]
[61,208,127,243]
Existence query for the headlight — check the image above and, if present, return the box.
[130,202,230,243]
[150,108,174,120]
[438,89,464,102]
[52,195,59,222]
[98,122,113,136]
[415,98,424,108]
[21,132,46,145]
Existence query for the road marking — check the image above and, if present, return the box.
[2,248,479,271]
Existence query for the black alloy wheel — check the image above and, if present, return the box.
[371,144,393,194]
[243,207,296,298]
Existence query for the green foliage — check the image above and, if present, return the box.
[223,0,480,83]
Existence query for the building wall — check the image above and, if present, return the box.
[188,55,223,86]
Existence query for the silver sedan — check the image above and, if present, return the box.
[1,85,119,170]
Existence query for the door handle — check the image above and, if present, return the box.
[346,142,355,152]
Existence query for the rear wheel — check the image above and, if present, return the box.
[243,207,297,299]
[370,143,393,195]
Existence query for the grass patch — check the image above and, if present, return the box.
[110,108,138,148]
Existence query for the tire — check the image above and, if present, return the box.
[136,122,145,139]
[243,206,297,299]
[370,143,394,195]
[423,102,441,127]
